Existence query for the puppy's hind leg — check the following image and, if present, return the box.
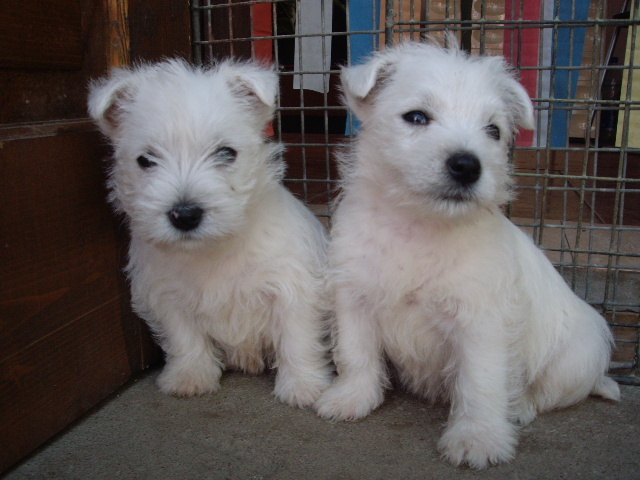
[528,316,620,414]
[314,291,387,421]
[225,344,265,375]
[592,375,620,401]
[154,311,223,397]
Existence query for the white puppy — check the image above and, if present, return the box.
[88,59,332,407]
[315,40,620,468]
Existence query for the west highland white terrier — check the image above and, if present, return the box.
[88,59,332,407]
[314,40,620,468]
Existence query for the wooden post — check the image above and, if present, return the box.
[107,0,130,67]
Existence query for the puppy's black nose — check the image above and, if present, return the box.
[168,204,204,231]
[446,153,481,186]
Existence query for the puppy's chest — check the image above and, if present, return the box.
[356,221,458,297]
[343,211,502,317]
[141,247,277,320]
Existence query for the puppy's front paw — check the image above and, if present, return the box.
[156,361,222,397]
[314,375,384,421]
[274,367,333,408]
[438,418,517,469]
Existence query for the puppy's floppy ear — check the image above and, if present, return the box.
[87,69,136,138]
[501,73,535,132]
[219,61,278,121]
[340,54,394,119]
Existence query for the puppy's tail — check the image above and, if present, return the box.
[592,375,621,401]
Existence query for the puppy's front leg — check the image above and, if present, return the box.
[438,323,517,469]
[153,312,223,397]
[315,293,387,420]
[272,299,333,408]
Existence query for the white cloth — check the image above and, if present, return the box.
[294,0,333,93]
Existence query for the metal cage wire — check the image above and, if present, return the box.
[192,0,640,384]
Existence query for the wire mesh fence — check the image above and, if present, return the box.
[192,0,640,384]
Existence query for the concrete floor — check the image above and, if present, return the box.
[5,369,639,480]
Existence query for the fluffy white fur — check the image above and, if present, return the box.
[314,40,620,468]
[88,59,332,407]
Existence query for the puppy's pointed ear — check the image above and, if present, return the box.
[502,74,535,132]
[87,69,135,138]
[220,61,278,123]
[340,54,394,120]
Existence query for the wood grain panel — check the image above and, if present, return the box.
[0,0,108,124]
[0,300,134,472]
[0,0,82,70]
[0,131,159,472]
[0,0,191,471]
[128,0,192,63]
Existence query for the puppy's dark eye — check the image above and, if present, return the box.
[136,154,157,169]
[402,110,431,125]
[215,146,237,164]
[485,124,501,141]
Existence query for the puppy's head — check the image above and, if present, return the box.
[88,59,282,248]
[341,39,534,218]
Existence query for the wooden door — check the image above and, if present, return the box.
[0,0,191,472]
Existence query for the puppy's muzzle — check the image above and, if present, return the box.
[168,203,204,232]
[446,152,481,186]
